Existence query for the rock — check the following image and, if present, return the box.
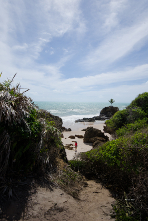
[92,137,108,148]
[62,127,72,131]
[103,124,114,134]
[75,135,84,138]
[100,106,119,118]
[89,137,108,143]
[75,118,95,123]
[81,128,87,131]
[68,135,75,139]
[64,144,74,150]
[83,127,109,143]
[60,133,64,138]
[75,106,119,123]
[93,115,108,120]
[83,118,95,122]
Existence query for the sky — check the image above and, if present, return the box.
[0,0,148,103]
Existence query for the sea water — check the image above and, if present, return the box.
[35,101,129,130]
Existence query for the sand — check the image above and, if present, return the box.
[18,180,115,221]
[62,121,111,161]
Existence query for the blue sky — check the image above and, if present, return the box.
[0,0,148,102]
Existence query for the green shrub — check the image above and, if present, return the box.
[116,118,148,137]
[128,92,148,114]
[0,75,65,178]
[105,107,147,132]
[105,109,128,131]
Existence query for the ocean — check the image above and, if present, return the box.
[35,101,129,130]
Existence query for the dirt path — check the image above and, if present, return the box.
[20,180,115,221]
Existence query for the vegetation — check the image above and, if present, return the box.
[0,74,67,200]
[109,98,115,106]
[69,92,148,220]
[54,162,85,198]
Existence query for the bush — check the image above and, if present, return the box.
[105,109,128,131]
[69,129,148,220]
[128,92,148,114]
[0,75,65,179]
[116,118,148,137]
[105,107,147,133]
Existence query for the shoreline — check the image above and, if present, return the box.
[62,120,106,131]
[62,121,111,161]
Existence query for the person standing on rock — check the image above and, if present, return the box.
[75,141,77,152]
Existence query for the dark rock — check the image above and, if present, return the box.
[60,133,64,138]
[83,127,109,143]
[89,137,108,143]
[68,135,75,139]
[92,137,108,148]
[59,145,68,163]
[75,135,84,138]
[62,127,72,131]
[83,118,95,122]
[103,124,114,134]
[81,128,87,131]
[93,138,106,148]
[94,115,109,120]
[100,106,119,117]
[75,106,119,123]
[64,144,74,150]
[75,119,84,122]
[75,118,95,123]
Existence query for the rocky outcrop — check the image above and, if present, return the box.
[93,137,108,148]
[75,118,95,123]
[75,106,119,123]
[103,124,114,134]
[64,144,74,150]
[62,127,72,131]
[100,106,119,118]
[68,135,75,139]
[75,135,84,138]
[83,127,109,143]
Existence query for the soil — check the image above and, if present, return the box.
[0,179,115,221]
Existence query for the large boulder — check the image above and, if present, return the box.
[100,106,119,118]
[83,127,109,143]
[75,135,84,138]
[68,135,75,139]
[93,137,108,148]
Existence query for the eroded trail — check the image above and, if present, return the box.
[21,180,115,221]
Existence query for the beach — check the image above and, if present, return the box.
[62,121,111,161]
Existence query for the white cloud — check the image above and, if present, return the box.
[49,64,148,94]
[77,82,148,103]
[82,18,148,69]
[0,0,148,103]
[103,0,127,30]
[0,0,85,67]
[12,43,28,51]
